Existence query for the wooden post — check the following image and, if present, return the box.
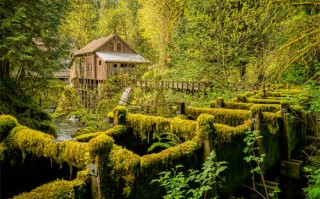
[216,97,224,108]
[281,102,290,160]
[176,102,185,115]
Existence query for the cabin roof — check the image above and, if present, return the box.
[73,34,135,56]
[96,52,150,64]
[73,35,114,56]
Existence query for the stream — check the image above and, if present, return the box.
[53,117,84,141]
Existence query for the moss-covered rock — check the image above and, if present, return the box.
[0,115,18,141]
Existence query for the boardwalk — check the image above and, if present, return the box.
[137,81,209,92]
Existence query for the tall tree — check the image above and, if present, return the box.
[59,0,98,48]
[0,0,70,83]
[138,0,183,69]
[264,3,320,84]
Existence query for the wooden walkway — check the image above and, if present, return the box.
[136,81,209,92]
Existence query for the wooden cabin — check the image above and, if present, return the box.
[70,34,149,89]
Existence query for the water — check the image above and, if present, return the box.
[119,87,131,105]
[53,118,83,141]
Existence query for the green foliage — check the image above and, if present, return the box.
[243,130,280,199]
[304,168,320,198]
[0,0,70,84]
[12,179,87,199]
[54,86,84,118]
[148,132,182,153]
[151,150,227,199]
[0,82,57,135]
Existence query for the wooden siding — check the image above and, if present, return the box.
[97,37,133,53]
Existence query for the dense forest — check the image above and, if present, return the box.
[0,0,319,198]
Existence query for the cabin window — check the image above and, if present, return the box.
[109,43,114,51]
[114,64,117,68]
[99,61,101,65]
[129,64,135,68]
[117,43,121,52]
[120,64,127,68]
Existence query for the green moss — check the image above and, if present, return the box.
[171,118,197,141]
[75,125,128,142]
[236,94,247,102]
[105,125,128,137]
[140,140,200,175]
[247,98,283,104]
[223,102,254,110]
[261,112,282,134]
[186,107,251,126]
[8,126,89,169]
[245,92,255,97]
[214,120,252,143]
[0,143,6,161]
[113,106,128,125]
[12,179,87,199]
[197,114,215,139]
[250,104,281,113]
[63,141,90,169]
[108,147,140,197]
[0,115,19,141]
[74,132,103,142]
[88,134,114,156]
[126,113,171,143]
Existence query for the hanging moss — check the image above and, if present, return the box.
[0,115,19,141]
[170,118,197,141]
[261,112,282,134]
[88,134,114,156]
[186,107,251,126]
[113,106,128,125]
[63,141,90,169]
[12,179,87,199]
[214,120,252,143]
[140,140,201,175]
[8,126,89,169]
[126,113,171,143]
[108,147,140,197]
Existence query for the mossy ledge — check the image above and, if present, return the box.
[8,125,89,169]
[186,107,251,126]
[12,179,87,199]
[214,120,252,143]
